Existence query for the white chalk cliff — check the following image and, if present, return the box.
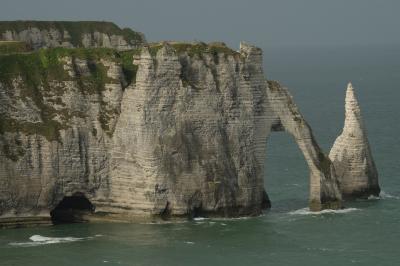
[0,23,380,227]
[0,21,145,50]
[329,83,380,198]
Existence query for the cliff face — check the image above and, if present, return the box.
[0,47,130,224]
[0,21,146,50]
[0,42,277,224]
[0,40,377,227]
[107,43,272,218]
[329,83,380,198]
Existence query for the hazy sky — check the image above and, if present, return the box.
[1,0,399,48]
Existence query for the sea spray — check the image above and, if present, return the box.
[9,234,101,247]
[289,208,360,216]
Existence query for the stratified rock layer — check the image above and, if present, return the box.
[329,83,380,198]
[0,42,344,226]
[0,21,145,50]
[0,42,270,224]
[267,81,342,211]
[107,43,272,218]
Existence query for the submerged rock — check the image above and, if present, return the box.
[329,83,380,198]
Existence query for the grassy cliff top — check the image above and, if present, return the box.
[0,41,241,89]
[0,41,32,54]
[0,21,145,46]
[0,47,140,88]
[147,41,239,57]
[0,43,242,143]
[0,47,142,141]
[0,42,240,93]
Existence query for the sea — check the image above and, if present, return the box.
[1,44,399,266]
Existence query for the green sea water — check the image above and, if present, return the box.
[1,45,399,266]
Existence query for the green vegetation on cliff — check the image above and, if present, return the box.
[0,47,140,90]
[173,42,238,57]
[0,42,238,159]
[0,21,145,47]
[0,41,31,54]
[148,42,239,58]
[0,47,141,144]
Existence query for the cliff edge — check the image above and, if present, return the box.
[0,21,146,50]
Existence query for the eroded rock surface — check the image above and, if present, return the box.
[106,42,273,218]
[329,83,380,198]
[0,42,275,225]
[0,41,355,227]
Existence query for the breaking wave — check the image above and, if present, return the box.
[379,191,400,200]
[9,234,98,247]
[289,207,360,215]
[193,217,209,221]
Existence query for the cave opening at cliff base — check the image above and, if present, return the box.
[50,193,94,224]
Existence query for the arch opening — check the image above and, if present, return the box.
[50,193,94,224]
[265,132,309,212]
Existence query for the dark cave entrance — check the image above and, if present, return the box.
[50,193,94,224]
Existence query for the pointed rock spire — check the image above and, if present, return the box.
[329,83,380,198]
[343,83,363,135]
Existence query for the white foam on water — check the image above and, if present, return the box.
[139,220,188,225]
[211,215,260,221]
[367,195,380,200]
[193,217,208,221]
[9,234,99,247]
[306,246,345,252]
[379,191,400,200]
[289,207,360,216]
[30,235,84,243]
[184,241,195,245]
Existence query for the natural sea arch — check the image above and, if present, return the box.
[266,81,342,211]
[265,132,309,211]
